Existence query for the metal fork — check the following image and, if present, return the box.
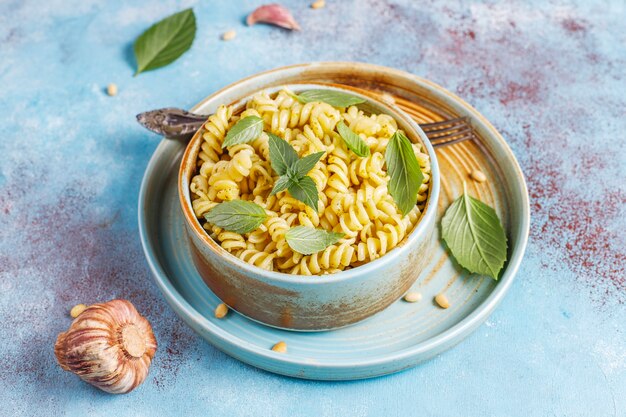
[418,117,475,148]
[136,108,475,147]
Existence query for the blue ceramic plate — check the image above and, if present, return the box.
[138,62,530,380]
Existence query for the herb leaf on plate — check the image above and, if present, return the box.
[222,116,264,148]
[285,226,345,255]
[337,121,370,157]
[204,200,267,234]
[133,8,196,76]
[441,183,508,279]
[385,130,423,215]
[295,90,366,107]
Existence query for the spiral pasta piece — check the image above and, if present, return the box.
[326,155,350,197]
[296,241,356,275]
[235,249,277,271]
[348,152,386,186]
[199,105,232,164]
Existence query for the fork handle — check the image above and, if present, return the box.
[136,108,207,138]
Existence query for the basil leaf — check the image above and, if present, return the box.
[441,183,508,280]
[296,90,366,107]
[337,121,370,157]
[204,200,267,234]
[222,116,263,148]
[285,226,345,255]
[269,175,294,196]
[385,131,423,215]
[268,134,322,209]
[133,8,196,75]
[292,151,324,178]
[288,176,318,210]
[268,133,298,176]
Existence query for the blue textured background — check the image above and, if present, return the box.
[1,1,625,416]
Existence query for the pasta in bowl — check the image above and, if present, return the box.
[179,84,440,330]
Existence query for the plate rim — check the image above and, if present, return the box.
[138,61,530,378]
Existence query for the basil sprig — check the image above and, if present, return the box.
[204,200,267,234]
[268,133,323,210]
[384,131,424,215]
[295,90,366,107]
[134,8,196,76]
[441,183,508,280]
[285,226,345,255]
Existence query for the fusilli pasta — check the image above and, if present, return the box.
[190,89,431,275]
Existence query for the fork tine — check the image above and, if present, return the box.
[424,124,473,139]
[430,132,475,148]
[417,116,475,148]
[419,117,469,131]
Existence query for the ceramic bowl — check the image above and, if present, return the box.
[178,84,440,331]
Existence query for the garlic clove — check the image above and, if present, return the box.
[246,4,301,31]
[54,299,157,394]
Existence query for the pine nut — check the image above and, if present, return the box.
[271,341,287,353]
[311,0,325,9]
[435,293,450,309]
[221,30,237,41]
[214,303,229,319]
[403,291,422,303]
[106,83,118,96]
[471,169,487,183]
[70,304,88,318]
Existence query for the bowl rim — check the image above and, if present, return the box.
[177,83,441,284]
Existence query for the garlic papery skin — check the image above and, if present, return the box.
[246,4,301,30]
[54,299,157,394]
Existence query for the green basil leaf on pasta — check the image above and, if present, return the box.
[133,8,196,75]
[292,151,324,178]
[269,175,293,196]
[268,133,299,175]
[385,131,423,215]
[337,121,370,157]
[222,116,263,148]
[441,183,508,280]
[285,226,345,255]
[204,200,267,234]
[268,134,321,208]
[296,90,366,107]
[288,176,318,210]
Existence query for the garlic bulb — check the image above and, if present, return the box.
[54,299,157,394]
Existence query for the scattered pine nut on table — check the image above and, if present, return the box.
[106,83,118,96]
[70,303,88,318]
[221,30,236,41]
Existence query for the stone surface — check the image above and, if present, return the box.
[1,1,624,416]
